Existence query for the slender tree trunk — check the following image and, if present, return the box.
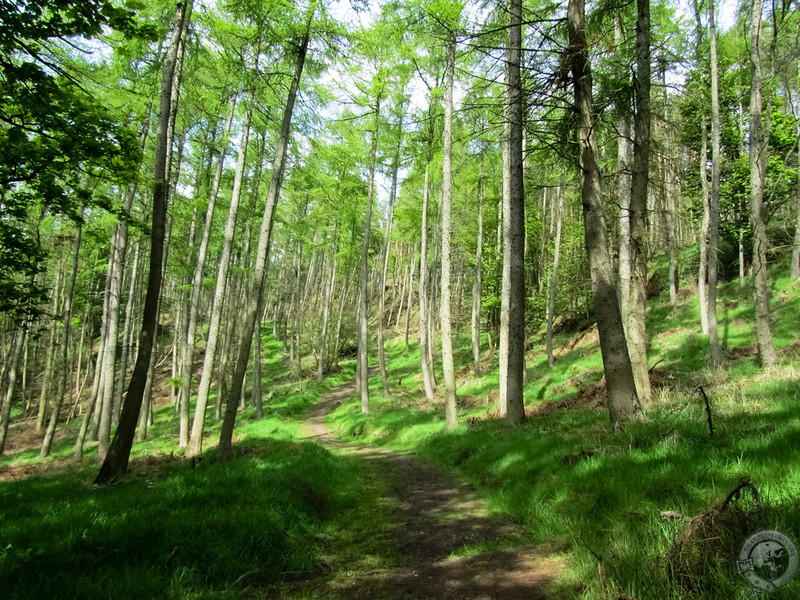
[546,175,565,368]
[178,98,236,446]
[36,265,63,432]
[357,101,380,412]
[405,246,416,354]
[616,16,633,326]
[187,105,253,456]
[748,0,777,367]
[41,224,82,458]
[472,152,485,376]
[498,117,510,417]
[568,0,640,425]
[441,30,458,428]
[317,225,339,382]
[95,0,191,483]
[0,327,26,455]
[378,142,400,397]
[708,0,722,363]
[627,0,652,403]
[419,164,436,401]
[217,8,314,460]
[505,0,526,425]
[698,118,711,334]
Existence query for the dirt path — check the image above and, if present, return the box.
[297,378,565,600]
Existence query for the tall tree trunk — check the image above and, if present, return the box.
[505,0,526,425]
[0,327,26,455]
[187,105,253,456]
[441,29,458,429]
[498,116,510,416]
[178,98,236,447]
[471,151,485,376]
[41,224,82,458]
[36,263,63,432]
[419,163,436,401]
[217,8,314,460]
[317,225,339,382]
[378,140,400,397]
[616,15,633,327]
[405,246,416,354]
[568,0,640,425]
[627,0,652,403]
[698,118,710,334]
[748,0,777,367]
[95,0,191,483]
[356,101,380,412]
[708,0,722,363]
[546,175,565,368]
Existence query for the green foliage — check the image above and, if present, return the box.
[0,1,152,320]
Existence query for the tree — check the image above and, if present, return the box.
[748,0,777,367]
[95,0,192,484]
[568,0,640,426]
[503,0,526,425]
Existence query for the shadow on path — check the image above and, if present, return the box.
[296,378,564,600]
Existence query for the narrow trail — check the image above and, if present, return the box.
[297,377,565,600]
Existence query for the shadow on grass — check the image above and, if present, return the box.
[0,437,373,600]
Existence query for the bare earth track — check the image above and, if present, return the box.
[295,378,565,600]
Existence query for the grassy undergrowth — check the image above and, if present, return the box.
[328,273,800,599]
[0,334,388,600]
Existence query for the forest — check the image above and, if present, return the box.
[0,0,799,598]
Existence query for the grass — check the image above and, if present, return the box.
[326,270,800,599]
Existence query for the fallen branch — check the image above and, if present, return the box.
[696,386,714,437]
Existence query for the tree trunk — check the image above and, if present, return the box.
[568,0,641,425]
[627,0,652,403]
[0,327,26,455]
[357,100,380,412]
[378,140,400,397]
[472,151,485,376]
[186,105,253,456]
[505,0,526,425]
[178,98,236,447]
[708,0,722,363]
[317,225,339,382]
[217,8,314,460]
[419,163,436,401]
[748,0,777,367]
[546,176,565,368]
[698,118,710,334]
[41,224,82,458]
[36,263,63,432]
[95,0,191,484]
[616,15,633,328]
[441,29,458,429]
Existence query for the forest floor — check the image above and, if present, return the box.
[283,375,567,600]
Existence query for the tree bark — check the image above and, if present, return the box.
[187,105,253,456]
[441,29,458,429]
[95,0,191,483]
[748,0,777,367]
[378,139,400,397]
[627,0,652,403]
[505,0,526,425]
[546,176,565,368]
[471,151,485,376]
[178,98,236,447]
[41,224,82,458]
[357,99,380,412]
[419,163,436,401]
[317,225,339,382]
[0,327,26,455]
[708,0,722,363]
[568,0,641,425]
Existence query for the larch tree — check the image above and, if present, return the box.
[95,0,192,484]
[568,0,641,426]
[748,0,777,367]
